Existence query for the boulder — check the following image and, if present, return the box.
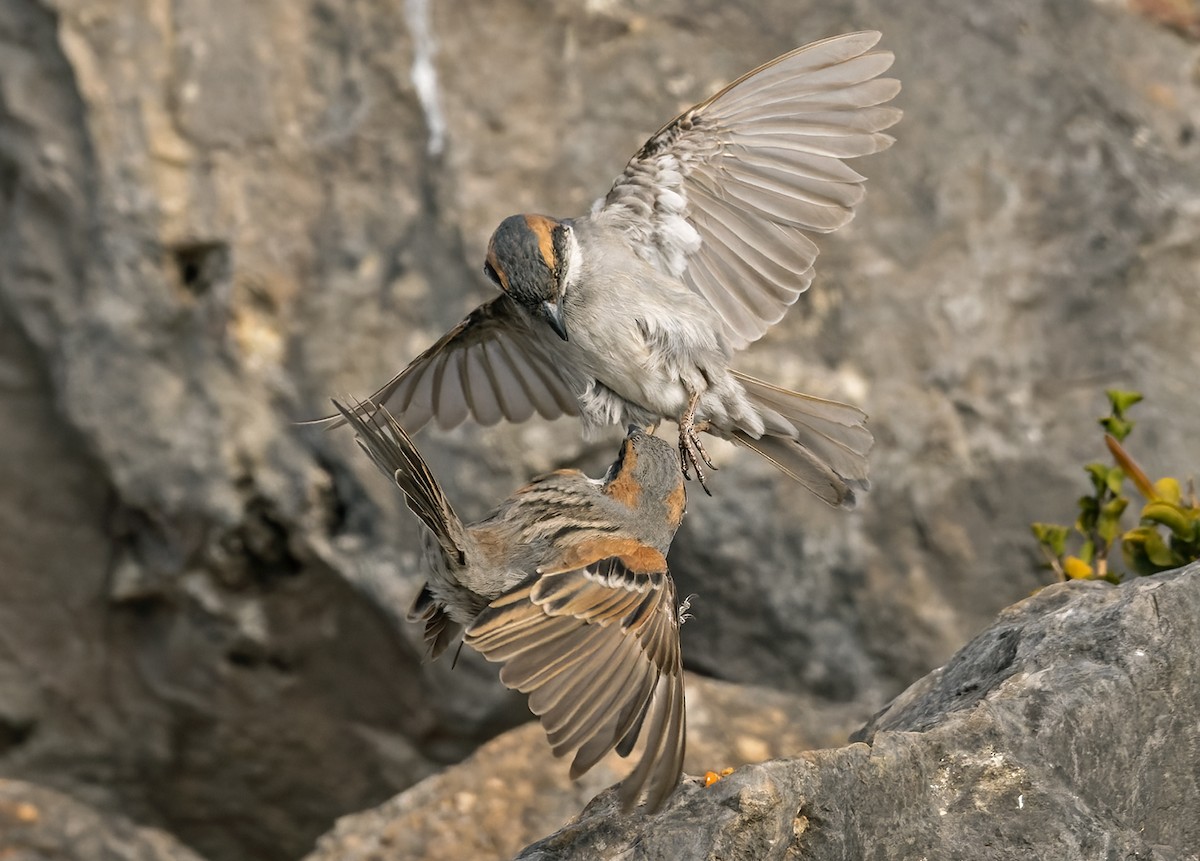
[510,563,1200,859]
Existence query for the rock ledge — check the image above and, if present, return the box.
[516,564,1200,860]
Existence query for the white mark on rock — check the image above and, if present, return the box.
[404,0,446,155]
[1018,793,1024,809]
[1134,648,1146,657]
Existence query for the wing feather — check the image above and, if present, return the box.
[527,629,614,723]
[465,555,685,813]
[480,340,533,423]
[433,350,469,429]
[567,651,648,775]
[462,348,501,426]
[313,295,579,430]
[592,31,900,349]
[552,643,644,752]
[719,79,902,121]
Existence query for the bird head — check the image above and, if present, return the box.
[603,426,688,539]
[484,214,577,341]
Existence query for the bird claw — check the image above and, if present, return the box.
[678,395,716,495]
[677,593,698,624]
[679,428,716,496]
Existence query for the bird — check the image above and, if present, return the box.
[333,398,689,813]
[331,31,900,505]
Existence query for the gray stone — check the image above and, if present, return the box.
[513,564,1200,860]
[0,0,1198,859]
[0,779,208,861]
[305,674,872,861]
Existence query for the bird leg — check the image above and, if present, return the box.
[678,390,716,495]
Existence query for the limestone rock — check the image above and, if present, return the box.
[305,674,871,861]
[513,564,1200,860]
[0,0,1198,859]
[0,779,208,861]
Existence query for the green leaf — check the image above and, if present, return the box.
[1097,497,1129,544]
[1143,529,1180,568]
[1141,500,1192,538]
[1085,463,1110,496]
[1079,538,1095,565]
[1099,415,1135,442]
[1106,389,1144,417]
[1122,526,1164,577]
[1105,467,1126,496]
[1077,495,1100,532]
[1031,523,1069,557]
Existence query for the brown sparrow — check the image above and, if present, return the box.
[334,400,688,812]
[334,32,899,505]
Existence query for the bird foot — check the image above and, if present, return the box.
[677,593,698,625]
[678,395,716,495]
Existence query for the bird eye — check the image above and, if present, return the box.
[483,261,501,287]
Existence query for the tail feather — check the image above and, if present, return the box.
[332,398,469,563]
[730,370,872,508]
[408,583,464,660]
[732,433,863,507]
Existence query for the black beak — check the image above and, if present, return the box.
[543,298,569,341]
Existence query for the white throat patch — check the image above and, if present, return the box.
[559,224,583,295]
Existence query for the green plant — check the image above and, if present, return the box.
[1031,389,1200,583]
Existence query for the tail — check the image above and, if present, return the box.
[729,370,872,509]
[333,398,469,657]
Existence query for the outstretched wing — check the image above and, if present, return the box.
[591,31,901,349]
[322,295,579,430]
[465,555,685,813]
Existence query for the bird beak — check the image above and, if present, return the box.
[543,298,569,341]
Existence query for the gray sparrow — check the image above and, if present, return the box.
[335,32,899,505]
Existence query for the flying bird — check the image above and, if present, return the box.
[335,32,900,505]
[335,400,689,812]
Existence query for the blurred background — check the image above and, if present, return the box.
[1,0,1197,859]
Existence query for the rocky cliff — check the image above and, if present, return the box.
[1,0,1197,859]
[310,563,1200,861]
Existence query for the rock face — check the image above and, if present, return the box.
[305,674,873,861]
[0,779,207,861]
[510,564,1200,860]
[0,0,1198,860]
